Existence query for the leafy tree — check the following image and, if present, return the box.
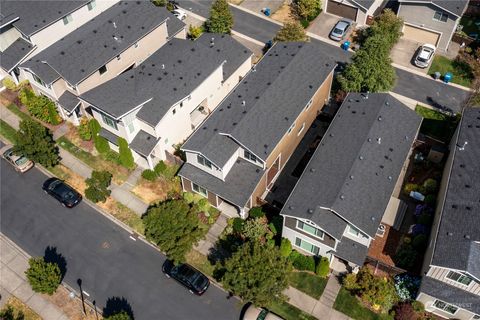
[14,120,59,167]
[189,25,204,40]
[292,0,321,21]
[242,217,269,241]
[143,199,204,263]
[104,312,132,320]
[78,117,92,141]
[368,9,403,48]
[95,136,110,153]
[151,0,167,6]
[118,137,134,168]
[85,170,112,203]
[315,256,330,277]
[274,22,308,42]
[25,257,61,295]
[205,0,233,34]
[218,240,292,306]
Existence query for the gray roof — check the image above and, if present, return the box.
[1,1,88,36]
[280,93,422,238]
[419,276,480,314]
[335,237,369,266]
[183,42,336,167]
[81,34,251,124]
[58,90,80,113]
[284,208,347,241]
[0,38,34,72]
[22,60,60,84]
[129,130,159,157]
[21,1,182,85]
[178,160,265,208]
[399,0,468,17]
[351,0,376,10]
[99,127,119,144]
[430,107,480,279]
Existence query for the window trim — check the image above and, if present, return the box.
[296,220,324,240]
[445,271,473,286]
[87,0,96,11]
[305,99,313,110]
[433,11,448,22]
[101,113,117,130]
[62,14,73,25]
[244,150,257,163]
[294,237,320,255]
[197,154,212,169]
[297,122,305,136]
[192,183,207,197]
[432,299,458,315]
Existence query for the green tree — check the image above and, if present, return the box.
[292,0,321,21]
[315,256,330,278]
[85,170,112,203]
[205,0,233,34]
[95,136,110,154]
[368,9,403,48]
[14,120,59,167]
[279,238,292,257]
[25,257,61,295]
[118,137,134,168]
[218,240,292,306]
[143,199,204,263]
[274,22,308,42]
[151,0,167,6]
[242,217,269,241]
[188,25,204,40]
[104,311,132,320]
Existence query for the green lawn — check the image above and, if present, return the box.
[289,271,328,299]
[334,287,393,320]
[268,300,317,320]
[415,105,460,142]
[185,249,215,278]
[428,55,474,87]
[7,103,32,122]
[0,120,17,143]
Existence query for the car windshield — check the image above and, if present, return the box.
[257,309,269,320]
[333,28,343,34]
[53,183,75,200]
[15,156,28,166]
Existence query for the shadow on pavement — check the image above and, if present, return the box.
[43,246,67,281]
[103,296,135,319]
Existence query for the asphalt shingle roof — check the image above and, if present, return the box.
[129,130,159,157]
[58,90,81,113]
[430,107,480,279]
[183,42,336,167]
[81,34,251,125]
[400,0,468,17]
[351,0,376,10]
[21,1,182,85]
[335,237,369,266]
[283,208,347,241]
[0,38,34,72]
[280,93,422,238]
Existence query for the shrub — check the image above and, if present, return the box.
[151,0,166,6]
[183,191,196,204]
[104,312,132,320]
[343,273,358,291]
[89,118,101,137]
[404,183,419,194]
[315,257,330,278]
[249,207,265,218]
[242,217,268,240]
[78,117,92,141]
[424,194,436,205]
[188,25,203,40]
[2,78,17,90]
[411,300,424,312]
[291,0,321,21]
[292,252,316,272]
[232,217,245,233]
[194,198,210,214]
[154,161,167,175]
[394,244,417,269]
[393,302,417,320]
[25,257,61,295]
[412,234,427,250]
[423,178,437,194]
[142,169,157,181]
[118,137,134,168]
[279,238,292,257]
[18,87,35,106]
[274,21,308,42]
[417,213,432,225]
[95,136,110,154]
[394,274,421,301]
[85,170,112,203]
[22,91,61,124]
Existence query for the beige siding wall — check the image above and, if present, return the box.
[417,292,477,320]
[0,26,22,51]
[426,267,480,295]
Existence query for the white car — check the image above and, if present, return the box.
[243,305,284,320]
[0,145,34,173]
[173,9,187,20]
[414,44,436,68]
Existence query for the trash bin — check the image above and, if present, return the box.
[443,72,452,83]
[264,7,271,16]
[342,41,350,51]
[434,71,441,80]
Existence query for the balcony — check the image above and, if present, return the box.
[190,100,209,129]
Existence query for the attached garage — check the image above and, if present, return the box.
[326,0,358,21]
[402,25,440,46]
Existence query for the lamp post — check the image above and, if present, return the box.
[77,279,87,316]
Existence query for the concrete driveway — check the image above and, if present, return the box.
[307,12,352,41]
[240,0,284,15]
[391,39,428,74]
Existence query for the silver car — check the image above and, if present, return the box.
[330,20,351,41]
[414,44,436,68]
[0,145,34,172]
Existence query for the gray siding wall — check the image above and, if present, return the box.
[284,216,336,249]
[398,3,458,51]
[426,267,480,295]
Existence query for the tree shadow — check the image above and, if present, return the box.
[43,246,67,281]
[103,296,134,319]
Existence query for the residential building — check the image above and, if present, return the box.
[397,0,469,52]
[179,42,336,218]
[19,1,186,125]
[322,0,385,26]
[0,0,119,82]
[417,107,480,320]
[80,34,253,169]
[280,93,422,271]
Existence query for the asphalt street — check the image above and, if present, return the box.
[0,161,241,320]
[179,0,469,112]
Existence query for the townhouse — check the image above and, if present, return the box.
[19,1,186,125]
[80,34,253,169]
[322,0,385,26]
[178,42,336,218]
[279,93,422,271]
[416,107,480,320]
[1,0,119,82]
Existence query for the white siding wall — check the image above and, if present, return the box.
[221,147,241,176]
[282,219,335,258]
[91,108,129,139]
[342,224,372,247]
[185,151,223,180]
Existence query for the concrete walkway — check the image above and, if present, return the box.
[194,214,228,256]
[0,234,68,320]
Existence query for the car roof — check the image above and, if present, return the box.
[336,20,350,29]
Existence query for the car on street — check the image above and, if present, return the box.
[0,145,34,172]
[414,44,436,68]
[42,178,82,208]
[173,9,187,20]
[162,260,210,295]
[243,305,284,320]
[329,20,351,41]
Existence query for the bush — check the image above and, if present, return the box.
[394,274,421,301]
[393,302,417,320]
[343,273,358,291]
[183,191,196,204]
[249,207,265,218]
[154,161,167,175]
[411,300,424,312]
[151,0,166,6]
[188,25,203,40]
[194,198,210,214]
[394,244,417,269]
[2,78,17,90]
[118,137,134,168]
[20,89,61,124]
[142,169,157,181]
[269,216,283,236]
[25,257,61,295]
[315,257,330,278]
[279,238,292,257]
[85,170,112,203]
[423,178,437,194]
[417,213,432,225]
[403,183,419,194]
[291,251,316,272]
[95,136,110,154]
[78,117,92,141]
[412,234,427,250]
[242,217,268,240]
[18,87,35,106]
[232,217,245,233]
[104,312,132,320]
[424,194,436,205]
[274,21,308,42]
[89,118,101,137]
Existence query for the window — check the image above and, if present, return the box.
[244,150,257,163]
[446,271,473,286]
[287,122,296,134]
[128,122,135,134]
[101,113,117,130]
[197,155,212,169]
[297,122,305,136]
[433,11,448,22]
[32,73,45,87]
[433,300,458,315]
[116,55,121,61]
[296,220,324,239]
[63,14,73,25]
[172,108,176,115]
[348,225,368,239]
[99,65,107,75]
[295,237,320,255]
[87,0,96,10]
[192,183,207,196]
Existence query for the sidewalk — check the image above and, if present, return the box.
[194,215,228,256]
[0,235,68,320]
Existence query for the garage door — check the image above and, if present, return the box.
[326,0,357,21]
[403,25,440,45]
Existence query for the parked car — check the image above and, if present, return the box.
[329,20,351,41]
[414,44,436,68]
[42,178,82,208]
[243,305,284,320]
[162,260,209,295]
[173,9,187,20]
[0,145,34,172]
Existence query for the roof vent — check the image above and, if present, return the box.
[349,175,354,180]
[377,137,381,144]
[378,116,382,121]
[340,194,345,200]
[241,100,245,106]
[113,22,117,28]
[388,176,392,181]
[457,141,468,151]
[465,234,471,239]
[161,64,165,69]
[362,92,369,99]
[210,37,215,47]
[308,209,314,214]
[367,138,372,142]
[359,156,364,160]
[371,216,375,221]
[385,101,390,106]
[113,35,119,41]
[447,232,453,236]
[404,135,409,140]
[310,168,315,172]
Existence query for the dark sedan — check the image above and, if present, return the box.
[162,260,210,295]
[42,178,82,208]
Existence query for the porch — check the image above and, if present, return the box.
[217,199,241,218]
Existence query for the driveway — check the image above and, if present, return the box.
[240,0,284,15]
[391,39,428,74]
[308,12,352,41]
